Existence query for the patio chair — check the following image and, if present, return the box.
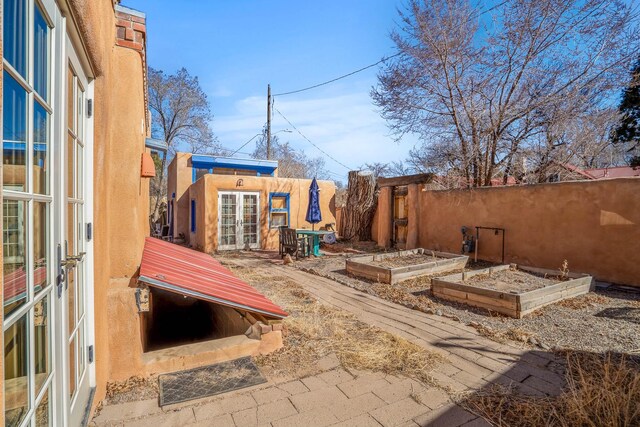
[278,226,287,256]
[160,225,172,242]
[280,227,310,259]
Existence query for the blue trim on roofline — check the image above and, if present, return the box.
[192,155,278,174]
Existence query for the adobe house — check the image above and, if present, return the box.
[1,1,287,425]
[168,152,337,252]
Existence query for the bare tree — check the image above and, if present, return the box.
[252,128,330,179]
[148,67,222,222]
[362,162,392,178]
[373,0,639,187]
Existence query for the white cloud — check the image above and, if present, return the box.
[212,88,418,181]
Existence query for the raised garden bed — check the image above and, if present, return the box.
[346,249,469,284]
[431,264,594,318]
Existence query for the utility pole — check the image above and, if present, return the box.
[266,84,272,160]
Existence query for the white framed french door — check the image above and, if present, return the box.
[55,30,94,427]
[2,0,59,425]
[3,1,95,425]
[218,192,260,250]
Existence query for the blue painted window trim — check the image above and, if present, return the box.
[190,199,196,232]
[269,192,290,228]
[192,167,214,183]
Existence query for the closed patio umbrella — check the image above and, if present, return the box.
[305,177,322,230]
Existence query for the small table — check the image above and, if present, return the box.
[295,230,333,257]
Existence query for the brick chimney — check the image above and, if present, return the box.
[114,4,149,132]
[115,5,146,52]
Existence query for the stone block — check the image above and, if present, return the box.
[271,406,339,427]
[370,398,430,427]
[278,380,309,396]
[289,385,348,413]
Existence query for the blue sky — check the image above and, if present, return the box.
[124,0,417,181]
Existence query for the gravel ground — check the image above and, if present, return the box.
[294,254,640,355]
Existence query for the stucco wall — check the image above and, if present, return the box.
[191,174,337,252]
[67,0,151,411]
[374,178,640,286]
[167,152,192,240]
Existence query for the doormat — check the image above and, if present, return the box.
[158,356,266,406]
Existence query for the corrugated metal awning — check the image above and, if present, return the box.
[138,238,287,319]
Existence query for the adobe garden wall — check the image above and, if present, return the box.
[373,178,640,287]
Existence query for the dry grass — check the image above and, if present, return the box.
[473,324,535,344]
[371,283,435,310]
[104,375,159,405]
[234,267,444,384]
[554,293,609,310]
[463,352,640,427]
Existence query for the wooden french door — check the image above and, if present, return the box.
[218,192,260,250]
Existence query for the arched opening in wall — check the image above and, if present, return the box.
[142,287,251,352]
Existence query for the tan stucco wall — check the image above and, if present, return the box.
[374,178,640,286]
[66,0,151,411]
[106,280,283,381]
[373,186,393,248]
[167,152,193,240]
[188,174,337,252]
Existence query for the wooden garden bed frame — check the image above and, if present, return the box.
[432,264,594,318]
[346,249,469,284]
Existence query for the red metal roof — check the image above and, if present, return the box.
[138,238,287,319]
[584,166,640,179]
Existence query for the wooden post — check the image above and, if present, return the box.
[266,84,272,159]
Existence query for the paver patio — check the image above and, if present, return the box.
[92,255,565,427]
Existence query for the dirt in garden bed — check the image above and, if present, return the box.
[360,252,446,269]
[460,268,560,293]
[291,254,640,355]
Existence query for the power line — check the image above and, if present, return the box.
[229,130,264,157]
[273,105,353,171]
[272,1,510,98]
[273,53,401,97]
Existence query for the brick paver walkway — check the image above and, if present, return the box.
[92,255,565,427]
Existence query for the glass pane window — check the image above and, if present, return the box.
[3,199,27,318]
[67,134,75,198]
[34,101,49,194]
[269,194,290,228]
[195,168,208,181]
[4,314,30,427]
[76,83,84,140]
[68,337,76,399]
[67,65,75,132]
[35,386,51,427]
[3,71,28,192]
[34,3,49,100]
[2,0,27,76]
[34,296,50,394]
[34,202,49,295]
